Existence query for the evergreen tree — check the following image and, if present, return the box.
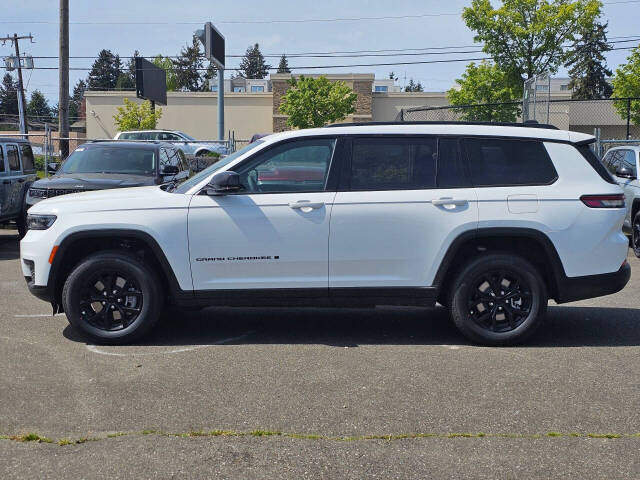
[69,79,87,121]
[405,79,424,92]
[173,38,204,91]
[277,54,291,73]
[239,43,271,79]
[201,62,218,91]
[26,89,51,121]
[115,51,139,90]
[153,55,178,91]
[565,21,613,99]
[0,73,19,115]
[87,49,121,90]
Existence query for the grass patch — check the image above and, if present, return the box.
[13,433,53,443]
[141,430,156,435]
[250,430,282,437]
[587,433,622,439]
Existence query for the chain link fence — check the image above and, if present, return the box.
[401,97,640,141]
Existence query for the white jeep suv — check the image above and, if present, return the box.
[21,122,630,346]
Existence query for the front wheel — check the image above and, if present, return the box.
[62,251,163,344]
[448,253,547,346]
[632,211,640,258]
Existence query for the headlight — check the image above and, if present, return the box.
[28,188,49,198]
[26,214,57,230]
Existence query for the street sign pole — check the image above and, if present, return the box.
[218,68,224,141]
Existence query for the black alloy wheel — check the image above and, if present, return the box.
[468,270,532,333]
[633,211,640,258]
[78,270,143,332]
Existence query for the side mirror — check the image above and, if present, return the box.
[205,171,242,195]
[46,162,59,173]
[616,166,636,180]
[162,165,179,176]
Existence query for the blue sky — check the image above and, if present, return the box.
[2,0,639,106]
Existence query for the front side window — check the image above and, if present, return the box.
[622,150,637,177]
[350,137,436,190]
[603,150,622,174]
[20,144,35,171]
[464,138,557,186]
[437,138,469,188]
[159,147,184,172]
[6,145,20,171]
[235,138,336,193]
[59,146,156,175]
[0,146,5,173]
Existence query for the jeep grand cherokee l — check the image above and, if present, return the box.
[20,122,630,346]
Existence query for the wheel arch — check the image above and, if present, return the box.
[434,228,566,304]
[49,229,188,311]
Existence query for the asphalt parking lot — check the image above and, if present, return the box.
[1,228,639,479]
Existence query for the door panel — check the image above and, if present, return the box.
[189,192,335,290]
[5,144,22,217]
[329,189,478,287]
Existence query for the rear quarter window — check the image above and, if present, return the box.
[577,144,617,185]
[20,144,35,171]
[463,138,557,187]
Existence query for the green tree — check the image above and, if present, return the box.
[152,55,178,91]
[69,79,87,121]
[26,89,51,121]
[565,21,612,99]
[173,38,203,91]
[448,61,521,121]
[88,49,121,90]
[113,98,162,130]
[239,43,271,79]
[279,75,357,129]
[201,62,218,92]
[405,79,423,92]
[463,0,602,92]
[0,73,19,115]
[611,43,640,126]
[277,54,291,73]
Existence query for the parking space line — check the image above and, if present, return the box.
[85,330,257,357]
[14,313,65,318]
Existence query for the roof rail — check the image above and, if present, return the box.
[326,120,559,130]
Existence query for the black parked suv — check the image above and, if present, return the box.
[0,137,37,237]
[26,141,190,210]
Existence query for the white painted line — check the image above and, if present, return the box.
[14,313,65,318]
[85,330,257,357]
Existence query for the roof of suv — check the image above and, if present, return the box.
[262,123,594,145]
[607,145,640,151]
[0,136,31,143]
[85,140,166,149]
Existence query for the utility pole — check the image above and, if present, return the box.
[1,33,33,136]
[59,0,70,159]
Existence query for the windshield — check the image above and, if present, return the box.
[174,140,265,193]
[59,146,156,175]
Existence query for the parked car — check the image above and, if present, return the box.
[601,145,640,257]
[0,137,37,237]
[25,141,190,210]
[21,122,630,346]
[114,130,228,158]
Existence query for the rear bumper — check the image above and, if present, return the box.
[555,261,631,304]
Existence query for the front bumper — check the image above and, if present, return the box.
[555,261,631,304]
[25,276,53,303]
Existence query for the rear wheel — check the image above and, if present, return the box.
[62,251,163,344]
[632,211,640,258]
[448,253,547,346]
[16,209,27,239]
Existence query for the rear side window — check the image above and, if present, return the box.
[6,145,20,171]
[437,138,470,188]
[0,146,5,173]
[20,144,35,171]
[578,144,617,184]
[350,137,437,190]
[464,138,557,186]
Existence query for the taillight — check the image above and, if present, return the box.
[580,194,625,208]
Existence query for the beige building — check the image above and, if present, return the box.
[84,74,636,141]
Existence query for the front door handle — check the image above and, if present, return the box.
[2,179,10,184]
[432,197,468,206]
[289,200,325,210]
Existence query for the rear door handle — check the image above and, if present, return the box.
[432,197,468,206]
[289,200,325,210]
[17,178,25,183]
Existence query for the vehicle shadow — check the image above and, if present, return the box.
[0,229,20,261]
[63,304,640,348]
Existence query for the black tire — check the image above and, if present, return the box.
[448,253,547,346]
[632,211,640,258]
[16,209,27,239]
[61,251,163,344]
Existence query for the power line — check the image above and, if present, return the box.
[2,1,639,26]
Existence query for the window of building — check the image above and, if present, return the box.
[250,85,265,92]
[210,85,218,92]
[6,145,20,171]
[536,84,549,91]
[463,138,557,186]
[233,87,245,93]
[559,84,569,91]
[374,86,388,92]
[350,137,437,190]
